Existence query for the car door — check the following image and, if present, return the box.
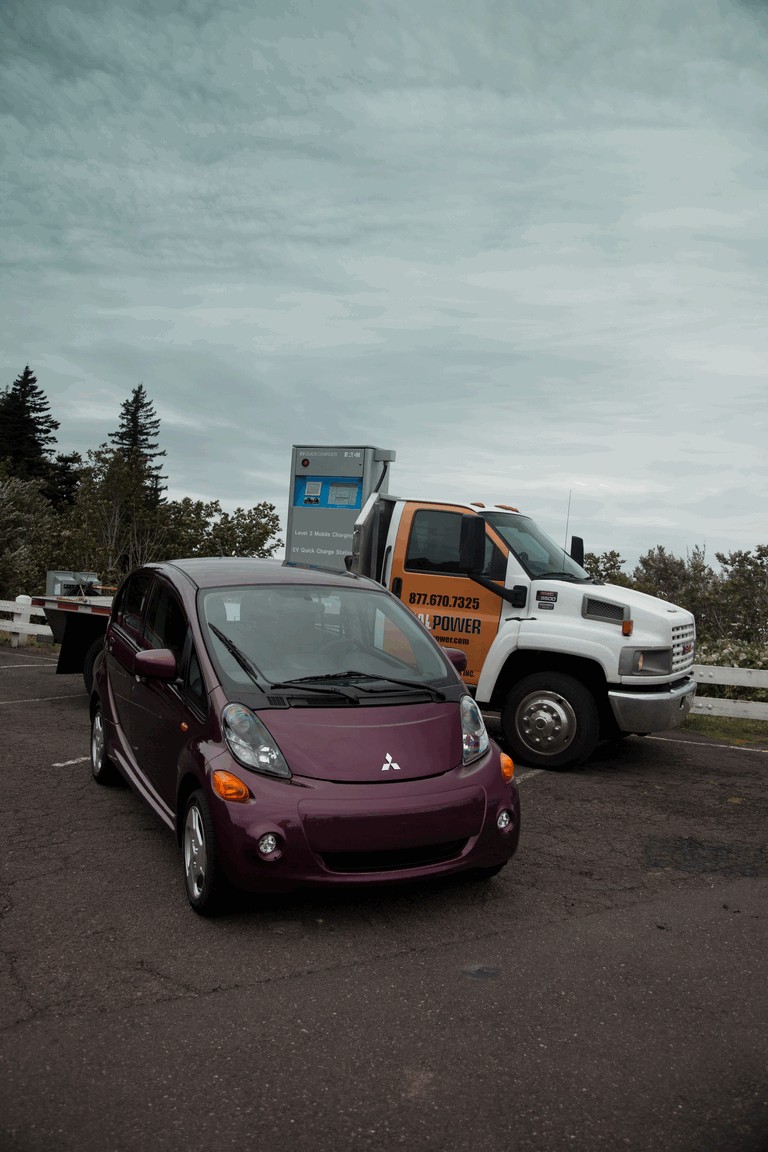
[389,504,508,691]
[105,571,154,750]
[129,579,189,814]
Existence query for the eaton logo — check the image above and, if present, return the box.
[344,451,362,459]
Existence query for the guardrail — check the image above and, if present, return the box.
[0,597,53,647]
[690,664,768,721]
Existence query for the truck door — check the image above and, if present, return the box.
[389,504,507,690]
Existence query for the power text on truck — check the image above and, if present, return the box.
[348,494,696,769]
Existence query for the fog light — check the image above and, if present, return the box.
[258,833,279,856]
[497,810,512,830]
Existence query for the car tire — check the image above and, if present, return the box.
[83,637,104,694]
[502,672,599,770]
[182,791,227,916]
[90,703,122,786]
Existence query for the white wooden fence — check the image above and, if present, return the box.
[690,664,768,721]
[0,598,766,721]
[0,597,53,647]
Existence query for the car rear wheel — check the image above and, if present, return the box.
[90,703,122,786]
[83,637,104,694]
[502,672,599,770]
[183,791,226,916]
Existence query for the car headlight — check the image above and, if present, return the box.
[460,695,489,764]
[221,704,291,779]
[618,647,673,676]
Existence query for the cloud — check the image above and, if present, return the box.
[1,0,767,571]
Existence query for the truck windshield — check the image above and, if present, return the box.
[482,512,590,583]
[200,582,452,692]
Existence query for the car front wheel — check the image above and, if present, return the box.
[183,791,227,916]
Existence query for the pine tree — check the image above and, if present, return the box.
[0,365,60,482]
[108,383,167,503]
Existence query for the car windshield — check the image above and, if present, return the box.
[482,511,590,582]
[199,582,451,691]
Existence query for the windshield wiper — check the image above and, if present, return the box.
[284,670,446,702]
[534,572,589,583]
[208,624,264,687]
[269,676,360,702]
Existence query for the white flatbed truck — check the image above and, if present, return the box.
[31,594,113,693]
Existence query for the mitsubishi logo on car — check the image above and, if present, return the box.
[381,753,401,772]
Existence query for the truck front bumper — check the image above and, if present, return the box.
[608,677,696,734]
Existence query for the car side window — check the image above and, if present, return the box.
[114,572,154,643]
[143,583,188,661]
[185,645,208,716]
[406,510,506,579]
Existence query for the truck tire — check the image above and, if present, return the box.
[83,638,104,694]
[502,672,599,770]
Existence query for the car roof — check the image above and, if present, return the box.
[145,557,374,592]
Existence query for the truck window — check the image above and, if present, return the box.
[405,510,505,579]
[482,511,588,581]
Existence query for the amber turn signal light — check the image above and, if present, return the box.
[622,620,634,636]
[212,770,250,803]
[500,753,515,781]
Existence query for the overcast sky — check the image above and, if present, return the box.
[2,0,767,569]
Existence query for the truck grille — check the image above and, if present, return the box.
[672,622,696,673]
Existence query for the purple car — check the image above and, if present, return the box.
[91,558,520,914]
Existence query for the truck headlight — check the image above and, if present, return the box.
[619,648,673,676]
[460,695,489,764]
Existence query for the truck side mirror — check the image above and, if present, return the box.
[459,516,486,574]
[570,535,584,568]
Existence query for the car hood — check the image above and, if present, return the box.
[257,702,463,783]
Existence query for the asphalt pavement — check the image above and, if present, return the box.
[1,644,767,1152]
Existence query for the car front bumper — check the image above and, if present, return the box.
[207,749,521,893]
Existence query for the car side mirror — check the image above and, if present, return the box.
[458,516,486,574]
[133,648,178,681]
[443,648,468,673]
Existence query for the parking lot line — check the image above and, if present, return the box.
[650,734,768,755]
[0,662,58,669]
[0,692,85,705]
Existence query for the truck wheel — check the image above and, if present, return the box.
[83,638,104,694]
[502,673,599,770]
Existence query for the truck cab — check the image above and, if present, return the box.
[350,496,696,769]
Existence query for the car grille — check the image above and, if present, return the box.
[672,622,696,673]
[319,839,468,874]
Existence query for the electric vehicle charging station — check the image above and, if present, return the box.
[286,445,395,570]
